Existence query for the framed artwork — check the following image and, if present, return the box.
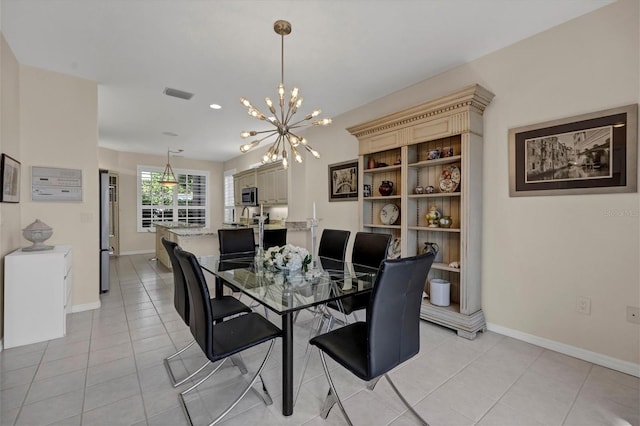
[1,153,21,203]
[328,160,358,201]
[509,104,637,197]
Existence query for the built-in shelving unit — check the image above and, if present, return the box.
[347,84,494,339]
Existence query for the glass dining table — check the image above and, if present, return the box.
[198,254,379,416]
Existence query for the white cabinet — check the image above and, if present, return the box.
[4,245,73,348]
[257,164,288,205]
[233,169,257,206]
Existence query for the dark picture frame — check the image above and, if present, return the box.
[509,104,637,197]
[1,153,21,203]
[328,160,358,202]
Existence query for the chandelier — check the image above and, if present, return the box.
[159,148,183,187]
[239,20,331,169]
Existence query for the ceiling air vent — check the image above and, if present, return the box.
[163,87,194,100]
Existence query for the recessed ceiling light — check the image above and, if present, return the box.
[209,104,222,110]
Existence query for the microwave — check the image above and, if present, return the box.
[241,187,258,206]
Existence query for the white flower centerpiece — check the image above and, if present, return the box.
[263,244,312,272]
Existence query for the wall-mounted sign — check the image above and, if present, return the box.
[32,166,83,202]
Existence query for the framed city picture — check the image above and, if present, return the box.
[509,104,637,197]
[1,153,21,203]
[328,160,358,201]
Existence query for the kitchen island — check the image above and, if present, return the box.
[154,222,208,269]
[155,221,302,270]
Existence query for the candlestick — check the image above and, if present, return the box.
[258,204,264,256]
[309,217,319,271]
[313,202,316,219]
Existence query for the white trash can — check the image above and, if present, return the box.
[429,279,450,306]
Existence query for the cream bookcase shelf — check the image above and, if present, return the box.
[348,84,493,339]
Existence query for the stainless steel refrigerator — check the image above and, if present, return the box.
[99,170,110,293]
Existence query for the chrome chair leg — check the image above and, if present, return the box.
[167,340,195,361]
[318,350,353,426]
[165,341,199,386]
[229,354,248,374]
[319,387,338,419]
[171,360,211,388]
[180,358,228,396]
[294,311,328,406]
[384,373,429,426]
[249,373,273,406]
[366,376,382,391]
[209,341,276,426]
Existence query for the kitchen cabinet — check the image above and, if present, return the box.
[3,245,73,348]
[233,169,257,206]
[347,84,493,339]
[257,163,288,205]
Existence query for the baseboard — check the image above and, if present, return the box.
[71,301,101,313]
[486,322,640,378]
[119,249,155,256]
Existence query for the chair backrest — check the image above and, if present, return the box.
[218,228,256,256]
[263,228,287,250]
[366,252,435,378]
[351,232,392,268]
[317,229,351,262]
[174,246,214,357]
[161,238,189,325]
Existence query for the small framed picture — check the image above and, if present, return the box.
[1,153,21,203]
[363,184,371,197]
[509,104,637,196]
[328,160,358,202]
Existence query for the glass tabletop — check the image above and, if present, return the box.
[198,255,379,315]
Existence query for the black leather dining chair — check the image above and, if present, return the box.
[175,246,282,426]
[161,238,252,387]
[262,228,287,249]
[310,252,435,426]
[218,227,256,256]
[294,233,389,405]
[326,232,392,322]
[317,229,351,261]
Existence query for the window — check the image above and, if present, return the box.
[223,169,236,223]
[137,166,209,232]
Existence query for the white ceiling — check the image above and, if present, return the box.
[1,0,615,161]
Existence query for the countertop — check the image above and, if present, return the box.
[154,222,204,229]
[170,224,288,237]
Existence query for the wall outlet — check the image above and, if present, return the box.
[627,306,640,324]
[577,296,591,315]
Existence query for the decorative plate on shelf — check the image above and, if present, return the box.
[439,165,461,193]
[380,203,400,225]
[388,238,401,259]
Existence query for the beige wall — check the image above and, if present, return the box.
[1,34,22,339]
[98,147,225,254]
[297,0,640,367]
[19,65,100,310]
[2,0,637,370]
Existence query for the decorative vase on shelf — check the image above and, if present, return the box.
[425,205,441,227]
[368,158,376,169]
[22,219,54,251]
[439,216,452,228]
[379,181,394,196]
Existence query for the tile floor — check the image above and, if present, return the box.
[1,254,639,426]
